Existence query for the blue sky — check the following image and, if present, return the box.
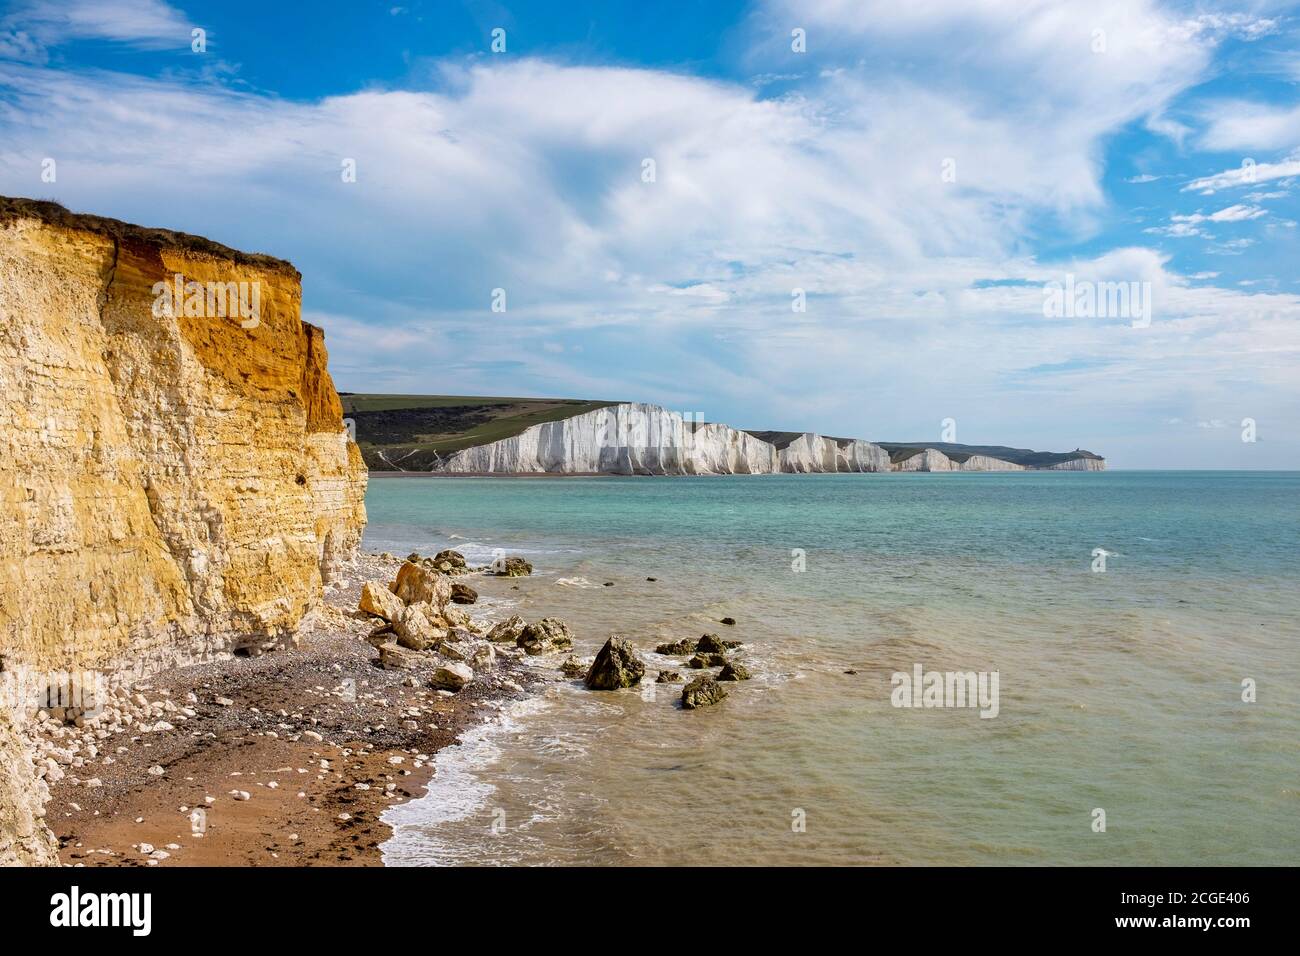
[2,0,1298,467]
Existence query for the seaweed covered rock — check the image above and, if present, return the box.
[688,652,728,669]
[493,556,533,577]
[655,638,698,656]
[697,633,727,654]
[682,676,728,709]
[584,636,646,690]
[718,661,752,681]
[518,617,574,655]
[431,549,469,574]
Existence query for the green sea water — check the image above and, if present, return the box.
[366,472,1300,866]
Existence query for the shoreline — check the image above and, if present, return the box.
[36,553,543,867]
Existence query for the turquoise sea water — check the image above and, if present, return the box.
[364,472,1300,866]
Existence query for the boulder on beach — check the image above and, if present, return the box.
[688,652,728,669]
[359,581,404,622]
[442,603,473,629]
[431,662,474,691]
[377,643,421,670]
[366,623,395,647]
[493,556,533,577]
[655,638,698,656]
[656,670,683,683]
[392,561,452,608]
[393,603,444,651]
[436,638,471,662]
[471,644,496,671]
[681,676,728,709]
[450,582,478,604]
[486,615,527,643]
[518,617,574,655]
[718,661,752,681]
[584,636,647,690]
[697,633,727,654]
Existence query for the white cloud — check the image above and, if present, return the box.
[1184,154,1300,194]
[1197,102,1300,152]
[0,6,1297,465]
[0,0,194,55]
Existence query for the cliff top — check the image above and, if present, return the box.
[0,196,298,275]
[879,442,1104,467]
[339,394,620,470]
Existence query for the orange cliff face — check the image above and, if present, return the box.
[0,199,366,862]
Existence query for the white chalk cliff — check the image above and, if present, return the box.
[430,403,1102,475]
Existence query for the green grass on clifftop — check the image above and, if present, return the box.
[340,394,618,470]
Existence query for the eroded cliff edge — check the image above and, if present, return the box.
[0,198,367,864]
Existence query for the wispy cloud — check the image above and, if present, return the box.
[0,0,195,59]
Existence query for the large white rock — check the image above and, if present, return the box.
[432,404,890,476]
[427,402,1101,475]
[892,448,955,472]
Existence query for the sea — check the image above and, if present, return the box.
[360,471,1300,866]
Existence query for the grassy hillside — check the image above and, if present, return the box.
[341,394,618,470]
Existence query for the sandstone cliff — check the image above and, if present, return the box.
[0,198,367,864]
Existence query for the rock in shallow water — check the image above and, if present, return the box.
[688,652,728,669]
[560,656,590,679]
[518,617,574,655]
[718,661,752,681]
[493,556,533,577]
[450,582,478,604]
[656,670,683,683]
[655,638,697,656]
[697,633,727,654]
[584,636,646,690]
[681,676,728,709]
[486,614,527,643]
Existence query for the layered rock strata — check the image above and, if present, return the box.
[0,198,367,864]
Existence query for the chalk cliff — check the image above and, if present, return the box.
[429,402,1102,476]
[1042,457,1106,471]
[892,447,956,472]
[777,434,891,473]
[0,199,367,864]
[435,403,782,475]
